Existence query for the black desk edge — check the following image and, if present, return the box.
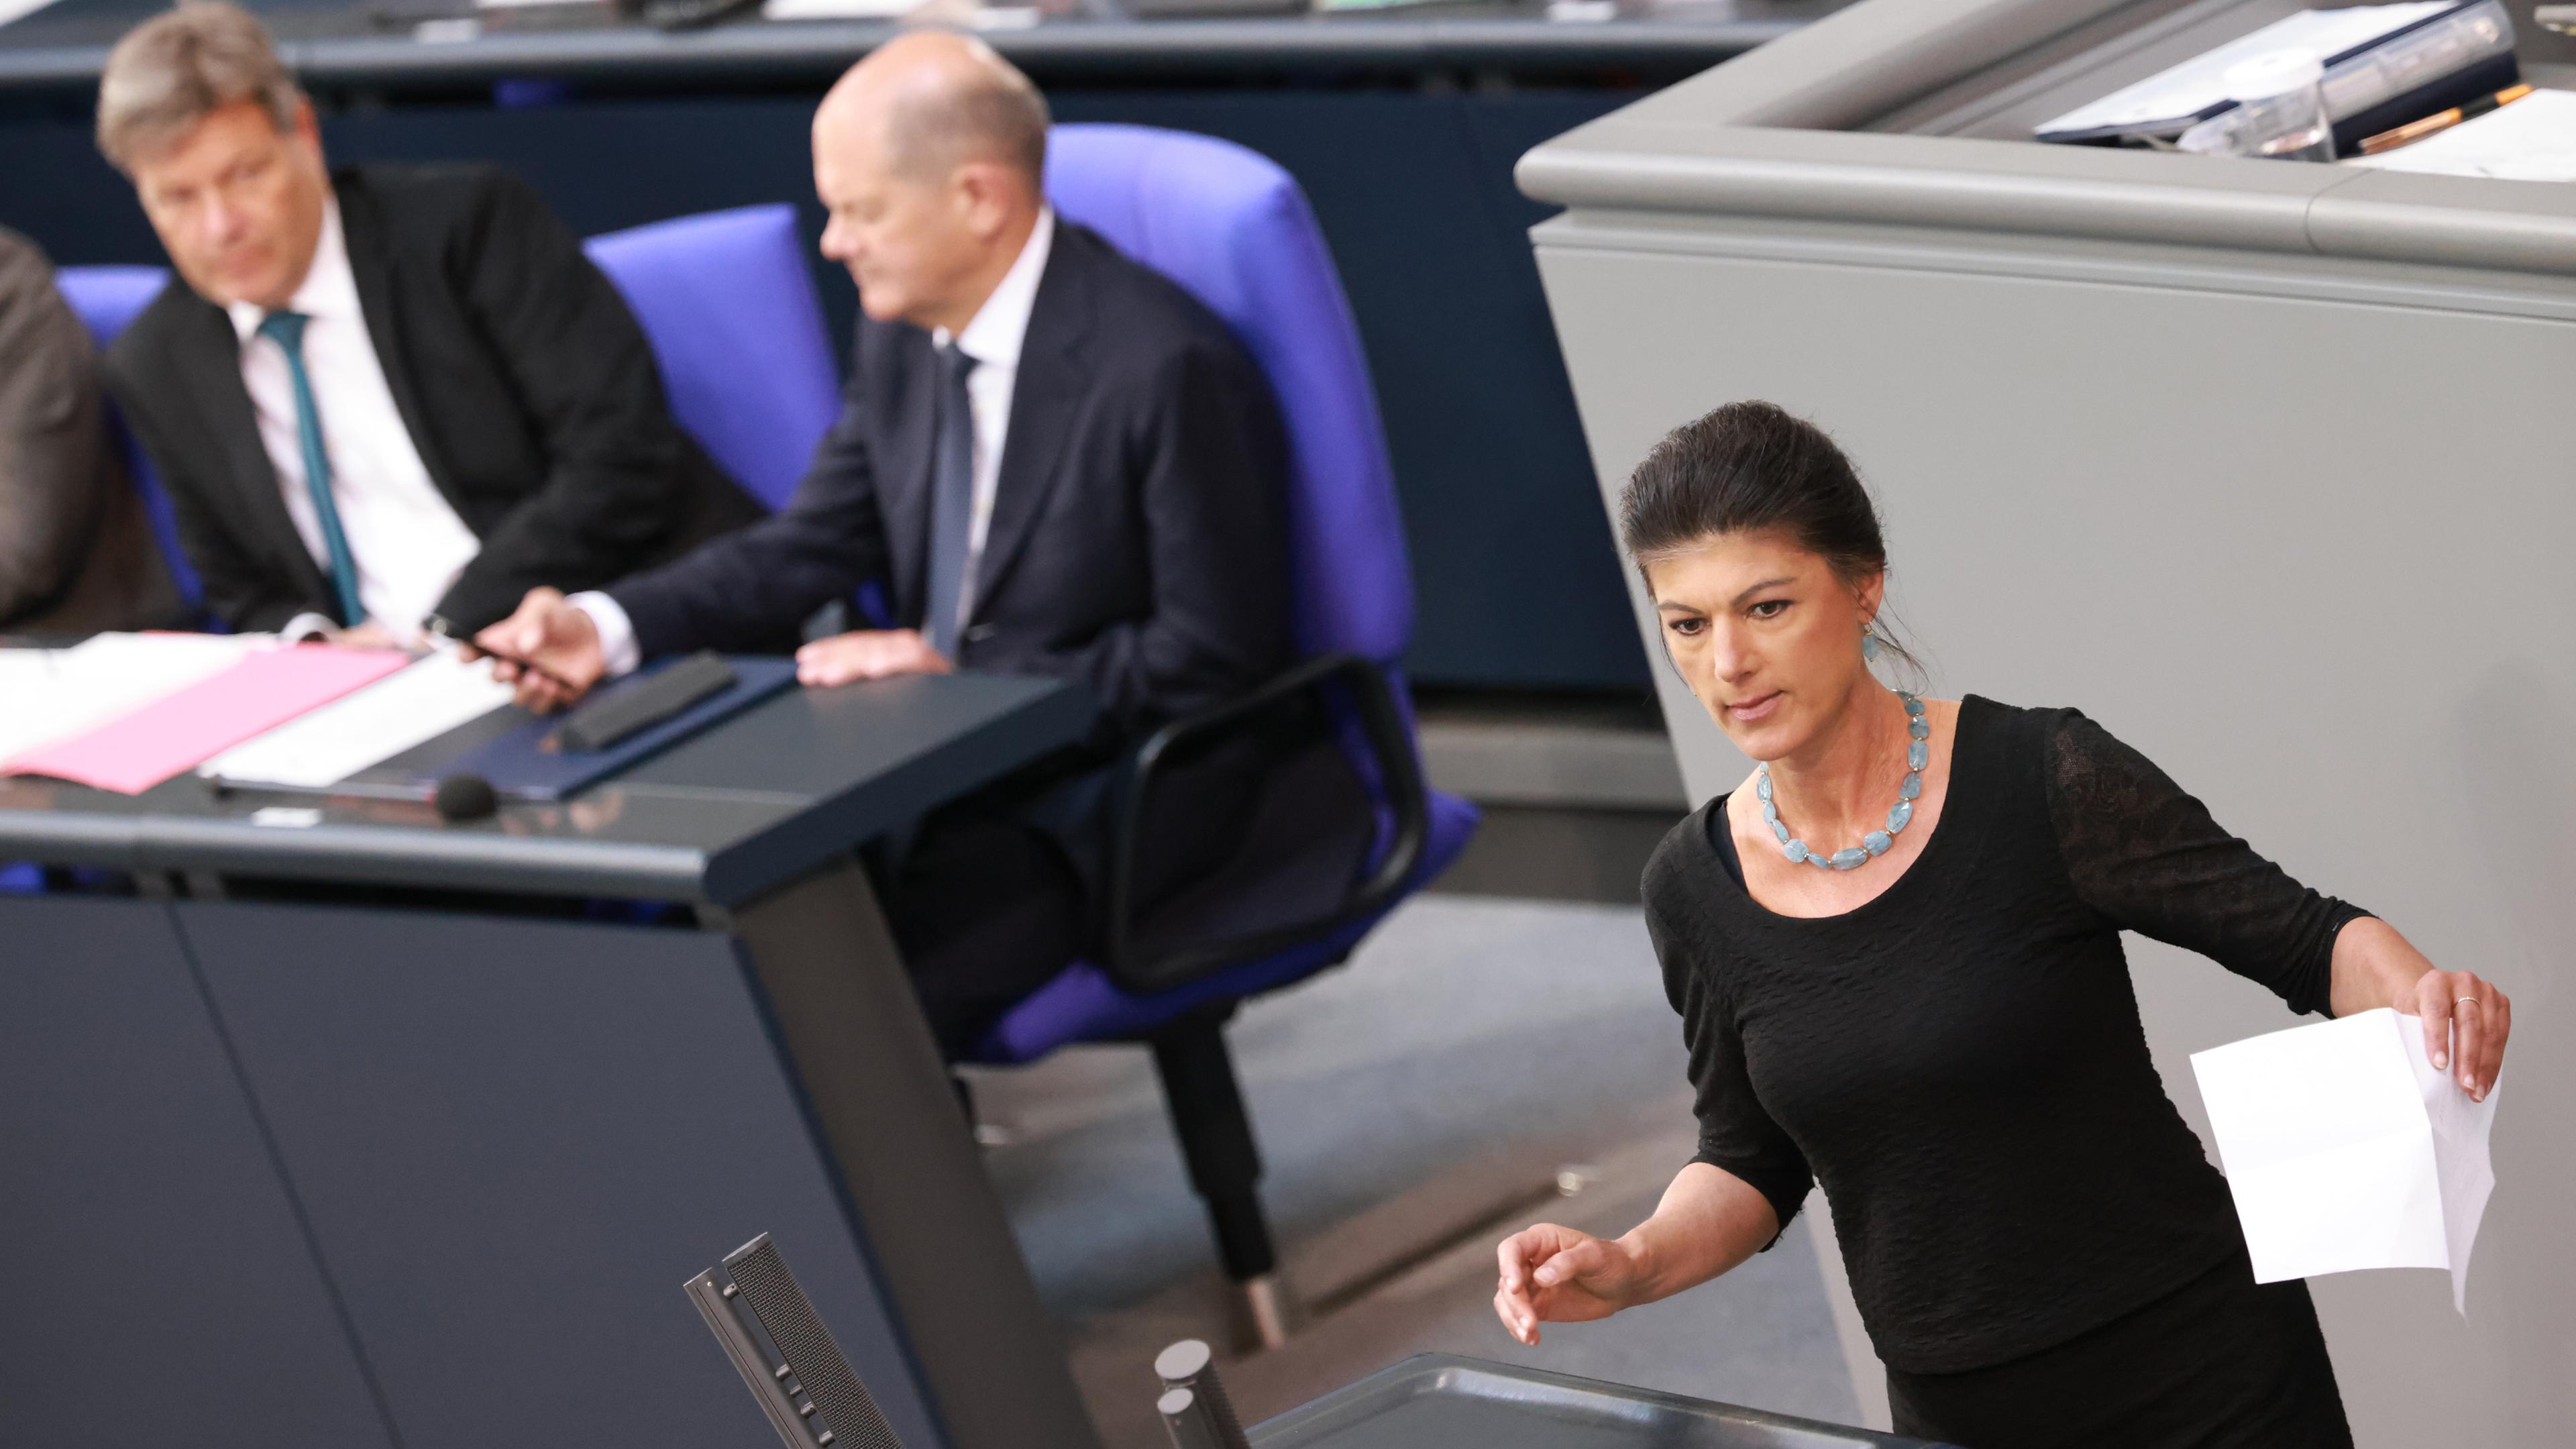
[0,16,1797,89]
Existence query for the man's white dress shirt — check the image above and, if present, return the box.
[574,208,1057,677]
[227,199,480,643]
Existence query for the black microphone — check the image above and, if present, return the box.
[433,773,499,822]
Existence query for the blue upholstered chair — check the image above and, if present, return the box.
[965,123,1481,1340]
[53,264,203,612]
[584,204,841,513]
[50,205,837,623]
[52,262,166,358]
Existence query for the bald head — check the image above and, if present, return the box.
[810,30,1052,335]
[819,30,1048,187]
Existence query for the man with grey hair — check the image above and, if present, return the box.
[95,1,757,643]
[481,32,1295,1055]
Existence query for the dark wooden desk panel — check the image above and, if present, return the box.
[175,900,945,1449]
[0,895,400,1449]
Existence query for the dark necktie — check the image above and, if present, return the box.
[922,341,980,659]
[254,309,367,626]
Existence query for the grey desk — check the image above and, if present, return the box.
[0,671,1104,1449]
[1257,1354,1941,1446]
[1520,3,2575,1444]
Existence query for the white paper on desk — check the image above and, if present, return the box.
[0,633,266,763]
[2345,89,2576,182]
[199,646,515,789]
[2190,1008,2500,1315]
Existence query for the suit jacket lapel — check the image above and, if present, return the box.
[335,174,460,503]
[969,235,1093,620]
[170,298,334,603]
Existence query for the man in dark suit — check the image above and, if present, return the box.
[482,32,1293,1052]
[0,226,184,637]
[93,1,758,645]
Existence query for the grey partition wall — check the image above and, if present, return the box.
[1520,3,2575,1446]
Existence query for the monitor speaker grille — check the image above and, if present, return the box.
[726,1238,904,1449]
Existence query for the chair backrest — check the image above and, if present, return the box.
[53,264,168,352]
[1044,124,1414,665]
[52,264,203,612]
[584,204,840,513]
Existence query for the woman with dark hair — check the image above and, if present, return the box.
[1489,400,2510,1448]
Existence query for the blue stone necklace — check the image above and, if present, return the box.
[1756,692,1927,871]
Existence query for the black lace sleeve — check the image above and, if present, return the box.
[1648,899,1814,1246]
[2043,710,2369,1017]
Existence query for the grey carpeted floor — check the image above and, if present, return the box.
[966,895,1859,1444]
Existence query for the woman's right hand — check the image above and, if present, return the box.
[1493,1222,1648,1346]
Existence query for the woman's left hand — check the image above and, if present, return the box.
[2400,966,2510,1103]
[2332,918,2509,1102]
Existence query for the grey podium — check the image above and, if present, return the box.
[0,671,1104,1449]
[1519,3,2574,1446]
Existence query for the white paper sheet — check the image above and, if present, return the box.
[2191,1007,2500,1315]
[0,633,267,763]
[2399,1007,2500,1310]
[2345,88,2576,181]
[197,647,515,790]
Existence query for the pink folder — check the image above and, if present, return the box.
[3,645,412,796]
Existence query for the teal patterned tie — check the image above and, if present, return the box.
[255,309,366,626]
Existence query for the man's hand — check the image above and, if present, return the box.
[469,587,607,713]
[331,621,400,651]
[794,629,953,687]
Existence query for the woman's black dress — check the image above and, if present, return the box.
[1646,697,2362,1449]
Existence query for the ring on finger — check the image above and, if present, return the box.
[2457,996,2479,1008]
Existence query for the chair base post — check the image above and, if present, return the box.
[1150,1012,1304,1348]
[1236,1272,1297,1352]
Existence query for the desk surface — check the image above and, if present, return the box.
[0,668,1095,906]
[0,0,1829,88]
[1257,1355,1933,1446]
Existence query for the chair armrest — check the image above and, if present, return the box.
[1100,652,1428,994]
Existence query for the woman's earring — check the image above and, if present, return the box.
[1861,625,1883,663]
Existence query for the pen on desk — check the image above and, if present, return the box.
[2358,83,2534,155]
[420,612,582,693]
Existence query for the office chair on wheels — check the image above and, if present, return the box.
[964,123,1481,1348]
